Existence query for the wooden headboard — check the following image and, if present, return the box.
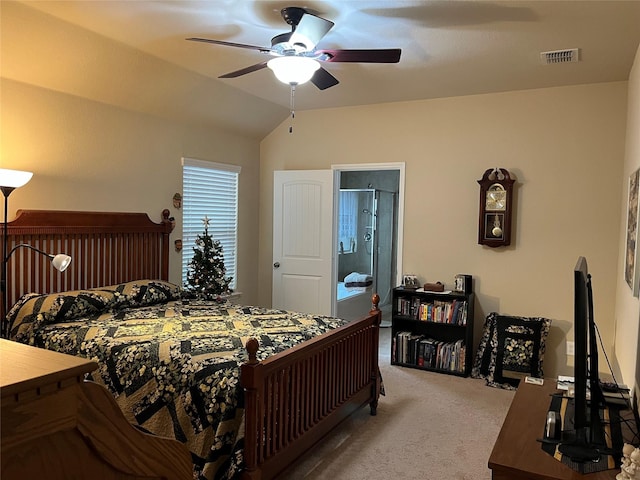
[1,209,174,319]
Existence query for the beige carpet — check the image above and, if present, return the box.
[278,327,515,480]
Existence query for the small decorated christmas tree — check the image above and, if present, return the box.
[185,216,232,298]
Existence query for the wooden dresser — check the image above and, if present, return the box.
[1,339,192,480]
[489,380,620,480]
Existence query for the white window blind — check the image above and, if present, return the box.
[182,157,240,289]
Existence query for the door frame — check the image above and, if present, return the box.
[331,162,405,316]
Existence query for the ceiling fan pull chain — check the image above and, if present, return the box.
[289,84,296,134]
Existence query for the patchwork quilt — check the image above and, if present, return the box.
[7,280,347,480]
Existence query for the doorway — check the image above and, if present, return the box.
[333,166,403,325]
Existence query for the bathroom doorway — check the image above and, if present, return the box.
[334,167,402,325]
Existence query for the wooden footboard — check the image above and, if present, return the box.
[241,294,382,480]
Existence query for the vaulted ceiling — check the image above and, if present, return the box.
[3,1,640,138]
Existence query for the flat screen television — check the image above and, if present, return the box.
[557,256,616,465]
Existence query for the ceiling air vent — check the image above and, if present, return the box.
[540,48,580,64]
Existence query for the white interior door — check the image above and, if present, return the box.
[273,170,334,315]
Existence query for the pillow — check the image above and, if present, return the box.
[471,312,551,390]
[8,289,117,343]
[103,279,182,308]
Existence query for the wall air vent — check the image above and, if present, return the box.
[540,48,580,64]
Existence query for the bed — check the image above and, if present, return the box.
[0,209,382,480]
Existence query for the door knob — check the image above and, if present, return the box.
[273,262,280,268]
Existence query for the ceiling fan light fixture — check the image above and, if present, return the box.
[267,56,320,85]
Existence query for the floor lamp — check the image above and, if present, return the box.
[1,169,72,338]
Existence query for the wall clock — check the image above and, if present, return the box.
[478,168,515,247]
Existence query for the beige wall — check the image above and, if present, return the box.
[0,78,261,305]
[260,82,629,380]
[1,2,263,304]
[615,44,640,394]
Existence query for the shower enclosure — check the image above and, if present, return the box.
[336,187,397,321]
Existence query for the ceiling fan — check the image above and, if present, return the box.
[186,6,402,90]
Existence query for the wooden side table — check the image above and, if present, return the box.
[1,339,192,480]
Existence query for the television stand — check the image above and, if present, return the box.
[489,380,622,480]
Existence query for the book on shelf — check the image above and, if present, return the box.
[414,299,468,325]
[460,301,468,325]
[397,331,409,363]
[395,331,414,366]
[416,339,425,367]
[391,334,397,363]
[395,291,469,325]
[408,334,422,364]
[392,332,465,373]
[422,338,437,368]
[410,297,421,318]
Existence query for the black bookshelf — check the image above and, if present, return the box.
[391,287,474,376]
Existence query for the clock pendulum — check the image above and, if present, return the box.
[492,214,503,237]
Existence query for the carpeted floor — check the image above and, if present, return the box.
[277,327,515,480]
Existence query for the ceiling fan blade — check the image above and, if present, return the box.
[318,48,402,63]
[219,61,269,79]
[290,12,334,50]
[311,67,339,90]
[186,37,272,54]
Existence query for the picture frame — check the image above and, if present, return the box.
[454,274,473,294]
[402,274,420,289]
[625,167,640,297]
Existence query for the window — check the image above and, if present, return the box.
[181,157,240,289]
[338,190,358,253]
